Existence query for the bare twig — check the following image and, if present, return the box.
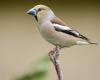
[49,46,63,80]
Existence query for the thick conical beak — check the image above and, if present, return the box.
[27,8,37,16]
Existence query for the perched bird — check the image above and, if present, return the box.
[27,4,100,80]
[27,4,100,50]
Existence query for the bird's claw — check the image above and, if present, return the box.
[49,47,60,64]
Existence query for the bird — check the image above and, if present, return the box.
[27,4,100,56]
[27,4,100,80]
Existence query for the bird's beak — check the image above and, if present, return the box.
[27,8,37,16]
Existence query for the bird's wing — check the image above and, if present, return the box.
[51,17,89,41]
[51,17,67,26]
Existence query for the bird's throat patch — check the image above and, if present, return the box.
[35,16,38,21]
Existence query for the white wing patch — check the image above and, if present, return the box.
[53,23,72,30]
[69,30,80,36]
[53,23,80,36]
[53,23,89,41]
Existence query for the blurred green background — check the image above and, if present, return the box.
[0,0,100,80]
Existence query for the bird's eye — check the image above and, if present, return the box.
[38,8,45,12]
[38,8,42,12]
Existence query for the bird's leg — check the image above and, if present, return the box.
[49,46,59,63]
[49,46,63,80]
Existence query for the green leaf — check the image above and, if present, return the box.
[16,55,50,80]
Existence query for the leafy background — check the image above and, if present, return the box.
[16,56,50,80]
[0,0,100,80]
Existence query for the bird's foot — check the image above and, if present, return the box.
[49,46,60,64]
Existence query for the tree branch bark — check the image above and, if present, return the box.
[49,46,63,80]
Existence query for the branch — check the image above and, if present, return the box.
[49,46,63,80]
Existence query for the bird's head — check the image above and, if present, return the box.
[27,4,55,22]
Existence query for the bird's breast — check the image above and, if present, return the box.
[38,22,60,44]
[38,22,76,47]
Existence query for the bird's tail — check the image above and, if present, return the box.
[88,41,100,46]
[76,40,100,46]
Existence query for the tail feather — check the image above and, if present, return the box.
[76,40,100,46]
[88,42,100,46]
